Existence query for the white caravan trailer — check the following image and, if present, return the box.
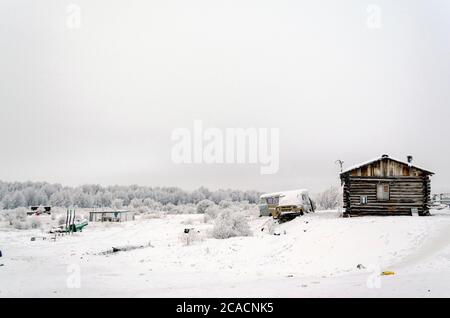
[259,191,283,217]
[259,189,315,219]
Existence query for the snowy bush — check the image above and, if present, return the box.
[136,206,149,214]
[0,208,45,230]
[12,219,30,230]
[163,204,195,215]
[197,199,215,214]
[219,200,233,209]
[238,200,251,209]
[211,210,252,239]
[2,207,27,226]
[176,204,197,214]
[164,203,177,214]
[315,186,342,210]
[203,205,221,223]
[141,212,164,219]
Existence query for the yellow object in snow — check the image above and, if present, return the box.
[381,271,395,276]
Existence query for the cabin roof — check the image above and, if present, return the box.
[89,210,131,214]
[341,155,434,176]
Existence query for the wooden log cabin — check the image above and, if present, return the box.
[340,155,434,217]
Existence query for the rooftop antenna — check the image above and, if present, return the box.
[335,159,344,173]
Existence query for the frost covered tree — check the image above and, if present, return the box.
[92,193,103,208]
[190,189,206,204]
[112,199,124,210]
[315,186,342,210]
[143,198,160,210]
[10,192,26,209]
[73,191,93,208]
[1,193,13,209]
[34,190,48,206]
[100,191,113,207]
[0,180,261,209]
[49,190,73,208]
[129,198,143,208]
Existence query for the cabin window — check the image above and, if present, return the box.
[377,183,390,201]
[360,196,368,205]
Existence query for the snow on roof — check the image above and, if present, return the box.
[341,155,433,175]
[278,190,309,206]
[89,210,131,214]
[341,156,386,174]
[260,189,308,199]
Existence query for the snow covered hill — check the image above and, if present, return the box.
[1,210,450,297]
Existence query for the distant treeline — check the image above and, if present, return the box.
[0,181,261,209]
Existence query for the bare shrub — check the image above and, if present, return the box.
[211,210,252,239]
[315,186,342,210]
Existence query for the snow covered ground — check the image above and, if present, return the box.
[1,209,450,297]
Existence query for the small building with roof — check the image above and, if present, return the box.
[340,155,434,217]
[89,210,135,222]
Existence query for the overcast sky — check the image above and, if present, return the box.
[0,0,449,193]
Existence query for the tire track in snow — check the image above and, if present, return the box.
[388,221,450,270]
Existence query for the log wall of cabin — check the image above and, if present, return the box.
[342,176,431,216]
